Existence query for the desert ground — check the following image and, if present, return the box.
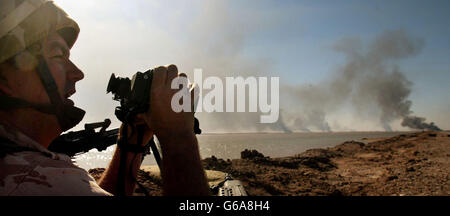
[89,131,449,196]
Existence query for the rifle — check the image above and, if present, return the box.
[49,117,201,168]
[49,119,163,168]
[48,119,120,157]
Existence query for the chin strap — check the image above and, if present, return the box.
[35,55,85,131]
[0,56,85,131]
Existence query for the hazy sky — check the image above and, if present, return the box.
[55,0,450,131]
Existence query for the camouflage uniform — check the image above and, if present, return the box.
[0,124,112,196]
[0,1,111,196]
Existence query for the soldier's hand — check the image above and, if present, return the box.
[137,64,198,139]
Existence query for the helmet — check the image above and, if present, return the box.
[0,0,80,64]
[0,0,84,132]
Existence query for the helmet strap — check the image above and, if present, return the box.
[35,55,85,131]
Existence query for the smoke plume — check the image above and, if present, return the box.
[281,29,441,131]
[175,1,291,133]
[182,4,440,132]
[155,3,442,132]
[401,116,441,131]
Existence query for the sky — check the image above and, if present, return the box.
[55,0,450,132]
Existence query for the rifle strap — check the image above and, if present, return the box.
[116,125,147,153]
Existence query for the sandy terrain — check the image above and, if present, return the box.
[89,131,449,196]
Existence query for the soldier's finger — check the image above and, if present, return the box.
[165,64,178,86]
[152,66,168,89]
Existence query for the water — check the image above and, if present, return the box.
[73,131,407,170]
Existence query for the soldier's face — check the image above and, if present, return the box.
[41,32,84,106]
[5,32,84,107]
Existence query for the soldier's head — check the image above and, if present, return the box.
[0,0,85,146]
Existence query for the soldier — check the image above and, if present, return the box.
[0,0,209,196]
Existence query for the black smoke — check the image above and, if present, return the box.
[282,29,442,131]
[401,116,441,131]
